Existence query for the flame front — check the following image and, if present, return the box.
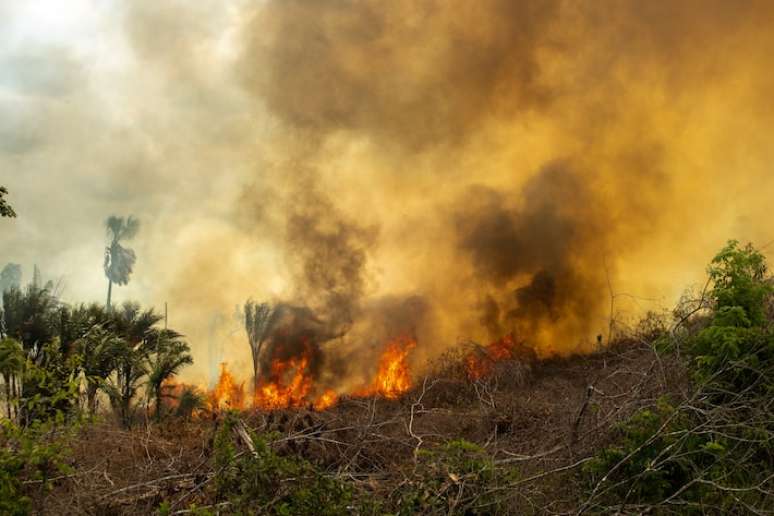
[253,355,314,410]
[209,362,246,410]
[356,337,416,399]
[465,334,520,381]
[313,389,338,411]
[206,338,416,412]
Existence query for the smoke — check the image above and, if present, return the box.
[2,1,774,384]
[241,0,560,149]
[283,181,377,334]
[454,163,607,349]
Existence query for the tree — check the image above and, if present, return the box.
[77,325,123,414]
[146,329,193,421]
[0,338,24,420]
[175,385,205,420]
[244,300,273,388]
[102,303,162,427]
[0,186,16,218]
[103,340,147,428]
[1,286,59,361]
[0,264,22,295]
[103,216,140,310]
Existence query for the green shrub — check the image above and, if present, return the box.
[393,439,516,515]
[0,419,74,515]
[211,414,356,515]
[582,241,774,513]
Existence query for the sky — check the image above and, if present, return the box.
[2,1,774,386]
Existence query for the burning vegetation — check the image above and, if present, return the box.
[206,334,418,412]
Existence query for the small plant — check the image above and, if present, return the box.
[393,439,516,514]
[211,414,357,515]
[0,419,74,515]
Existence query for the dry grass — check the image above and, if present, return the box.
[29,338,686,514]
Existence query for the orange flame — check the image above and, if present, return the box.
[356,336,416,399]
[465,334,520,381]
[313,389,338,411]
[253,355,313,410]
[209,362,246,410]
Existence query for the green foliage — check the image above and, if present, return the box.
[707,240,771,327]
[0,418,74,515]
[2,286,60,359]
[147,330,193,421]
[76,324,124,414]
[19,341,81,426]
[212,414,356,515]
[584,400,688,503]
[174,385,206,420]
[690,241,774,394]
[393,439,515,514]
[583,241,774,512]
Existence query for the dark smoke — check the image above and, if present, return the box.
[257,303,334,381]
[455,164,607,344]
[284,182,377,334]
[241,0,561,148]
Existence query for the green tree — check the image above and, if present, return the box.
[174,385,205,420]
[0,187,16,218]
[0,338,24,420]
[583,241,774,513]
[76,325,123,414]
[103,216,139,310]
[102,303,161,427]
[146,329,193,421]
[1,286,58,361]
[707,240,771,327]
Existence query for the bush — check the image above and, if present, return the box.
[582,241,774,513]
[211,414,357,515]
[393,439,516,515]
[0,419,74,515]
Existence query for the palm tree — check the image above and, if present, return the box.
[175,385,205,420]
[104,216,140,310]
[0,337,24,420]
[146,329,193,421]
[0,186,16,218]
[103,302,161,427]
[0,263,22,296]
[2,285,59,361]
[103,340,147,428]
[77,325,123,414]
[244,300,273,388]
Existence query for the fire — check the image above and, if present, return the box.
[253,355,313,410]
[465,334,520,381]
[209,362,246,410]
[313,389,338,411]
[204,337,417,413]
[357,336,416,399]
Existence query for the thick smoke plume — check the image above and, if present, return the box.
[455,163,607,350]
[3,1,774,386]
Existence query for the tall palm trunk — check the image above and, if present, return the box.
[87,382,99,414]
[3,374,11,420]
[10,374,16,421]
[155,386,162,422]
[106,279,113,310]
